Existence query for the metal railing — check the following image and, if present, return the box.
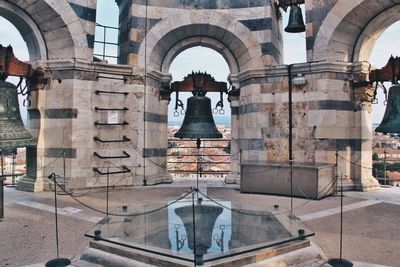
[94,23,119,62]
[167,138,231,176]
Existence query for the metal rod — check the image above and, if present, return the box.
[142,0,149,186]
[1,149,4,220]
[95,107,129,112]
[63,151,66,190]
[168,146,230,149]
[288,64,294,215]
[95,23,119,30]
[93,41,119,46]
[168,139,230,142]
[335,150,339,194]
[106,167,109,217]
[93,54,119,59]
[93,151,130,159]
[339,173,344,260]
[167,170,230,174]
[167,161,230,164]
[168,154,230,157]
[239,149,242,179]
[93,166,131,175]
[196,139,201,190]
[94,121,129,126]
[52,174,60,259]
[384,150,387,186]
[11,152,15,186]
[93,136,131,143]
[102,26,106,60]
[192,192,197,267]
[95,90,129,95]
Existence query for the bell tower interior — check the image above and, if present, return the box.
[2,0,400,194]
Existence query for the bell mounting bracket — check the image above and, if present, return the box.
[170,71,227,94]
[369,56,400,84]
[276,0,305,11]
[0,44,50,90]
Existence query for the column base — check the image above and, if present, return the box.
[143,172,173,186]
[225,172,240,184]
[354,176,381,192]
[16,176,43,192]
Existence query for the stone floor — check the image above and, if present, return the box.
[0,177,399,267]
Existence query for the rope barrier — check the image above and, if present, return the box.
[51,176,195,217]
[337,155,373,170]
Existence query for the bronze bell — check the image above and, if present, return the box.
[375,84,400,134]
[174,92,222,139]
[285,5,306,33]
[0,80,35,154]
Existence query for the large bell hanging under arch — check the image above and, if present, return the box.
[284,5,306,33]
[375,84,400,134]
[0,80,36,154]
[174,93,222,139]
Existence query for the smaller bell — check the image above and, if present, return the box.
[285,5,306,33]
[375,84,400,134]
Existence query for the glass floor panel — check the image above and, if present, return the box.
[85,192,314,264]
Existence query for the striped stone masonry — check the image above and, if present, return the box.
[4,0,385,192]
[233,61,378,190]
[306,0,400,62]
[116,0,283,66]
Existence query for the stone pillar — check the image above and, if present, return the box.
[140,71,172,185]
[17,89,42,192]
[225,88,240,184]
[352,84,380,191]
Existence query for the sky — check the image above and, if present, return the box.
[1,1,399,124]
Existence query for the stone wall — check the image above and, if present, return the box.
[116,0,283,67]
[235,62,379,190]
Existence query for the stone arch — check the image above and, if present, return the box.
[0,1,46,60]
[138,10,263,74]
[161,36,239,74]
[311,0,400,62]
[0,0,90,60]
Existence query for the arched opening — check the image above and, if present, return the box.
[138,11,264,72]
[369,21,400,186]
[311,1,400,62]
[167,46,231,181]
[0,1,46,60]
[0,16,30,186]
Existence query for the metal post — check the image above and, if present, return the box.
[62,151,66,190]
[239,148,242,180]
[102,26,106,60]
[288,64,294,215]
[384,150,387,186]
[192,191,197,267]
[46,174,71,266]
[339,173,343,259]
[142,0,149,186]
[327,173,353,267]
[1,149,4,220]
[11,152,16,186]
[196,138,201,190]
[335,150,339,194]
[106,167,109,216]
[52,174,60,259]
